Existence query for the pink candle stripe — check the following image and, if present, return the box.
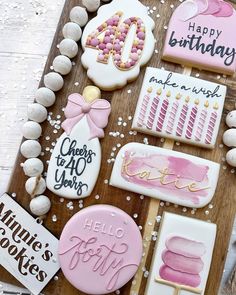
[195,109,207,141]
[156,99,169,132]
[185,106,198,139]
[176,104,188,137]
[137,95,150,127]
[166,101,179,134]
[205,111,217,144]
[147,96,160,129]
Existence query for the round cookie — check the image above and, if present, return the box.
[58,205,143,294]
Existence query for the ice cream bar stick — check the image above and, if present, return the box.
[155,278,202,294]
[129,68,192,295]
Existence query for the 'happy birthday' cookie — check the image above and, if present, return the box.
[163,0,236,75]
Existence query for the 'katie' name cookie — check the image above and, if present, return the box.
[110,143,220,208]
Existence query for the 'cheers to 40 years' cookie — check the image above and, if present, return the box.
[81,0,155,90]
[132,67,226,148]
[58,205,143,295]
[46,86,111,199]
[163,0,236,74]
[110,143,220,208]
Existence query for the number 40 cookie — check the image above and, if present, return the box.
[81,0,155,91]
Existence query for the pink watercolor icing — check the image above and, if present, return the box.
[176,0,234,21]
[121,151,210,205]
[162,250,204,274]
[159,236,206,288]
[61,94,111,140]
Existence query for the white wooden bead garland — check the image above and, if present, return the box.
[20,4,95,217]
[223,110,236,167]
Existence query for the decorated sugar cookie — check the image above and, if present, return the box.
[163,0,236,75]
[145,212,216,295]
[132,67,226,148]
[58,205,143,294]
[110,143,220,208]
[46,86,111,199]
[81,0,155,90]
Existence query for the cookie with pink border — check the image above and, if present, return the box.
[58,205,143,294]
[163,0,236,74]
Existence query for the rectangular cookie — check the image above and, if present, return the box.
[132,67,226,148]
[110,143,220,208]
[145,212,217,295]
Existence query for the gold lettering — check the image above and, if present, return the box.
[122,158,210,193]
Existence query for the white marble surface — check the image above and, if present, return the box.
[0,0,235,294]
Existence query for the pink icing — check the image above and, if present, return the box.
[163,0,236,74]
[61,94,111,140]
[177,0,234,20]
[162,250,204,274]
[58,205,143,294]
[159,236,206,288]
[121,151,210,205]
[159,265,201,287]
[166,236,206,258]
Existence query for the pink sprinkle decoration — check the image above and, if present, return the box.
[195,109,207,141]
[137,95,150,127]
[205,111,217,144]
[156,99,169,132]
[166,101,179,134]
[185,106,198,139]
[147,96,160,129]
[176,104,189,137]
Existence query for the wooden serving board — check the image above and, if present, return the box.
[2,0,236,294]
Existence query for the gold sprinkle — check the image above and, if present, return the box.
[176,93,182,100]
[166,90,171,97]
[213,102,219,110]
[147,87,153,93]
[185,96,190,103]
[156,88,162,95]
[204,100,209,108]
[194,99,200,105]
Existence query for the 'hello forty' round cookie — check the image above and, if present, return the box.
[81,0,155,90]
[58,205,143,294]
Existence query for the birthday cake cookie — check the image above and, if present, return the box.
[81,0,155,90]
[58,205,143,294]
[163,0,236,74]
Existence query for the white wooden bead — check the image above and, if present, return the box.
[226,148,236,167]
[226,110,236,128]
[62,22,82,42]
[35,87,56,107]
[59,39,78,59]
[82,0,100,12]
[27,103,47,123]
[70,6,88,27]
[44,72,64,92]
[30,195,51,216]
[53,55,72,75]
[22,158,44,177]
[22,121,42,139]
[223,129,236,147]
[20,140,42,158]
[25,177,46,195]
